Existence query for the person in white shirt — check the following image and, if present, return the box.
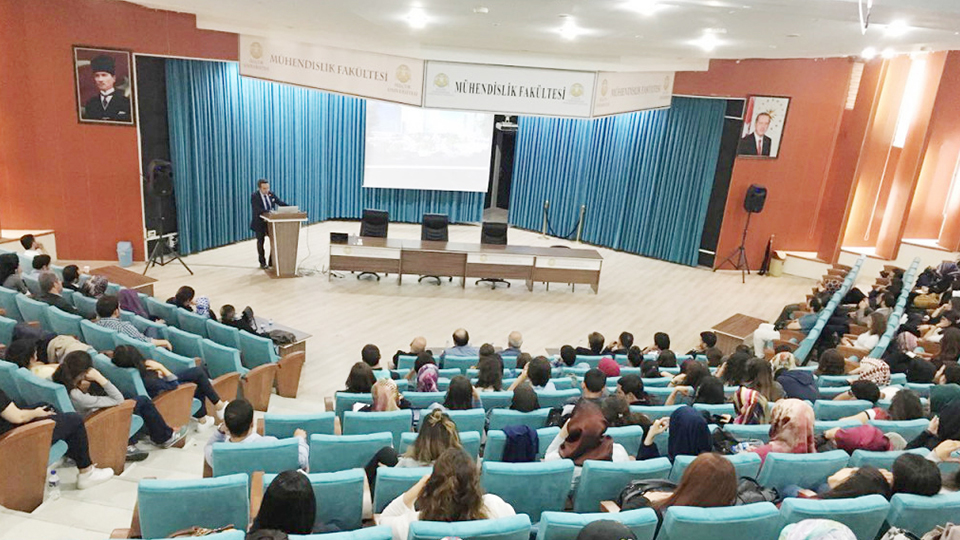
[841,311,886,351]
[204,399,308,470]
[507,356,556,392]
[379,448,515,540]
[20,234,46,260]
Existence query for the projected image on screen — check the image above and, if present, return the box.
[364,100,493,192]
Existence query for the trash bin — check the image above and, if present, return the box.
[768,250,786,277]
[117,241,133,268]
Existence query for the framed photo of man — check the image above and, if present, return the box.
[737,95,790,159]
[74,46,135,125]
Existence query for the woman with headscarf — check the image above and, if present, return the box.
[544,400,629,464]
[906,401,960,451]
[733,387,769,425]
[116,288,167,337]
[852,357,891,387]
[80,275,108,299]
[0,253,27,294]
[747,399,816,463]
[779,519,858,540]
[195,296,217,321]
[636,405,711,461]
[415,363,439,393]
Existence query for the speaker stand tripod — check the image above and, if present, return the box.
[714,212,753,284]
[143,194,192,276]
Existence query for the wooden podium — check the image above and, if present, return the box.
[262,211,307,278]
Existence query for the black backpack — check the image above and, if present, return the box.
[617,478,677,511]
[735,477,780,505]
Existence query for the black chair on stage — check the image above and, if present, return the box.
[419,213,451,285]
[477,222,510,289]
[357,209,389,280]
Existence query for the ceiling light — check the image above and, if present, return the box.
[884,20,909,37]
[624,0,662,16]
[406,8,429,29]
[861,47,877,59]
[558,18,585,40]
[694,32,721,52]
[881,47,896,59]
[473,6,489,14]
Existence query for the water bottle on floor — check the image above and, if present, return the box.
[47,469,60,500]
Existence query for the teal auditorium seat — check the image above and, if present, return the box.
[408,515,531,540]
[93,353,148,399]
[0,315,16,346]
[15,295,49,328]
[22,274,41,297]
[137,474,249,539]
[641,377,671,387]
[14,367,74,411]
[145,296,177,323]
[539,509,658,540]
[309,432,392,473]
[573,458,671,513]
[373,466,432,513]
[0,288,23,321]
[0,360,23,403]
[396,355,416,371]
[536,389,581,408]
[693,403,735,416]
[262,412,335,438]
[572,355,604,368]
[669,452,762,482]
[47,307,83,338]
[849,448,930,469]
[177,308,209,338]
[755,450,850,491]
[146,532,243,540]
[816,375,853,387]
[130,314,167,338]
[481,459,575,522]
[813,400,873,421]
[399,431,481,459]
[483,427,560,462]
[812,419,861,436]
[166,326,205,359]
[153,347,197,374]
[238,331,280,369]
[443,408,486,434]
[403,392,446,409]
[343,410,412,448]
[780,494,890,539]
[629,405,681,421]
[114,332,158,359]
[289,527,393,540]
[263,469,364,531]
[201,339,246,378]
[488,408,550,431]
[72,294,99,319]
[334,393,374,421]
[479,391,514,411]
[867,419,930,442]
[723,423,771,443]
[80,319,117,352]
[206,319,242,349]
[211,437,301,477]
[658,502,781,540]
[887,492,960,536]
[442,356,478,374]
[606,425,645,456]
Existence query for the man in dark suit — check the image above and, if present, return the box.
[250,179,287,268]
[82,55,131,122]
[738,112,773,156]
[37,272,88,318]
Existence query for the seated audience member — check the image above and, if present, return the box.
[841,312,886,351]
[598,357,620,378]
[80,275,108,299]
[0,385,114,489]
[746,399,815,463]
[20,234,46,258]
[603,331,634,356]
[705,347,724,367]
[433,376,482,411]
[843,388,923,424]
[815,349,847,376]
[219,304,265,336]
[502,331,523,357]
[835,379,881,404]
[744,357,784,401]
[638,405,711,461]
[892,453,943,496]
[442,328,479,359]
[545,400,629,463]
[562,368,606,414]
[657,349,678,368]
[907,357,937,383]
[718,351,750,385]
[508,356,555,391]
[640,358,666,379]
[930,380,960,416]
[555,345,578,368]
[205,399,308,469]
[194,296,216,321]
[475,356,503,392]
[6,338,58,379]
[477,343,498,365]
[36,272,82,316]
[415,363,440,392]
[643,332,671,355]
[576,332,605,356]
[617,374,653,406]
[691,375,725,405]
[95,295,172,350]
[361,344,390,380]
[852,291,895,326]
[512,352,531,376]
[47,335,90,365]
[664,361,709,405]
[601,395,651,430]
[167,285,217,321]
[345,362,376,395]
[359,379,412,412]
[61,264,82,292]
[907,401,960,450]
[686,331,718,357]
[576,521,640,540]
[935,363,960,385]
[920,311,960,345]
[25,254,51,278]
[118,288,154,321]
[397,409,463,467]
[626,346,644,368]
[393,336,427,366]
[932,327,960,368]
[249,469,339,535]
[817,466,892,500]
[380,448,515,540]
[641,453,738,513]
[0,252,28,294]
[404,352,436,383]
[851,357,892,388]
[53,351,186,457]
[112,345,226,420]
[785,297,824,334]
[510,383,540,412]
[732,387,769,425]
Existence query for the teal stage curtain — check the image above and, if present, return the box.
[509,97,725,266]
[165,60,483,254]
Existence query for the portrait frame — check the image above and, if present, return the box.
[73,46,136,126]
[737,95,790,159]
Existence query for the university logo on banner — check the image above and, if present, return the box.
[592,71,674,117]
[239,35,424,106]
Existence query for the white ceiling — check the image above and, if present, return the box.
[129,0,960,71]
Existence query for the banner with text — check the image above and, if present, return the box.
[238,35,424,106]
[592,71,674,116]
[424,61,595,118]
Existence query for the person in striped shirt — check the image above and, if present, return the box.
[95,295,172,350]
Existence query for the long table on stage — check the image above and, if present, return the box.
[329,235,603,293]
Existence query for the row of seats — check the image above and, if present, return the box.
[134,471,960,540]
[396,352,706,373]
[793,255,865,361]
